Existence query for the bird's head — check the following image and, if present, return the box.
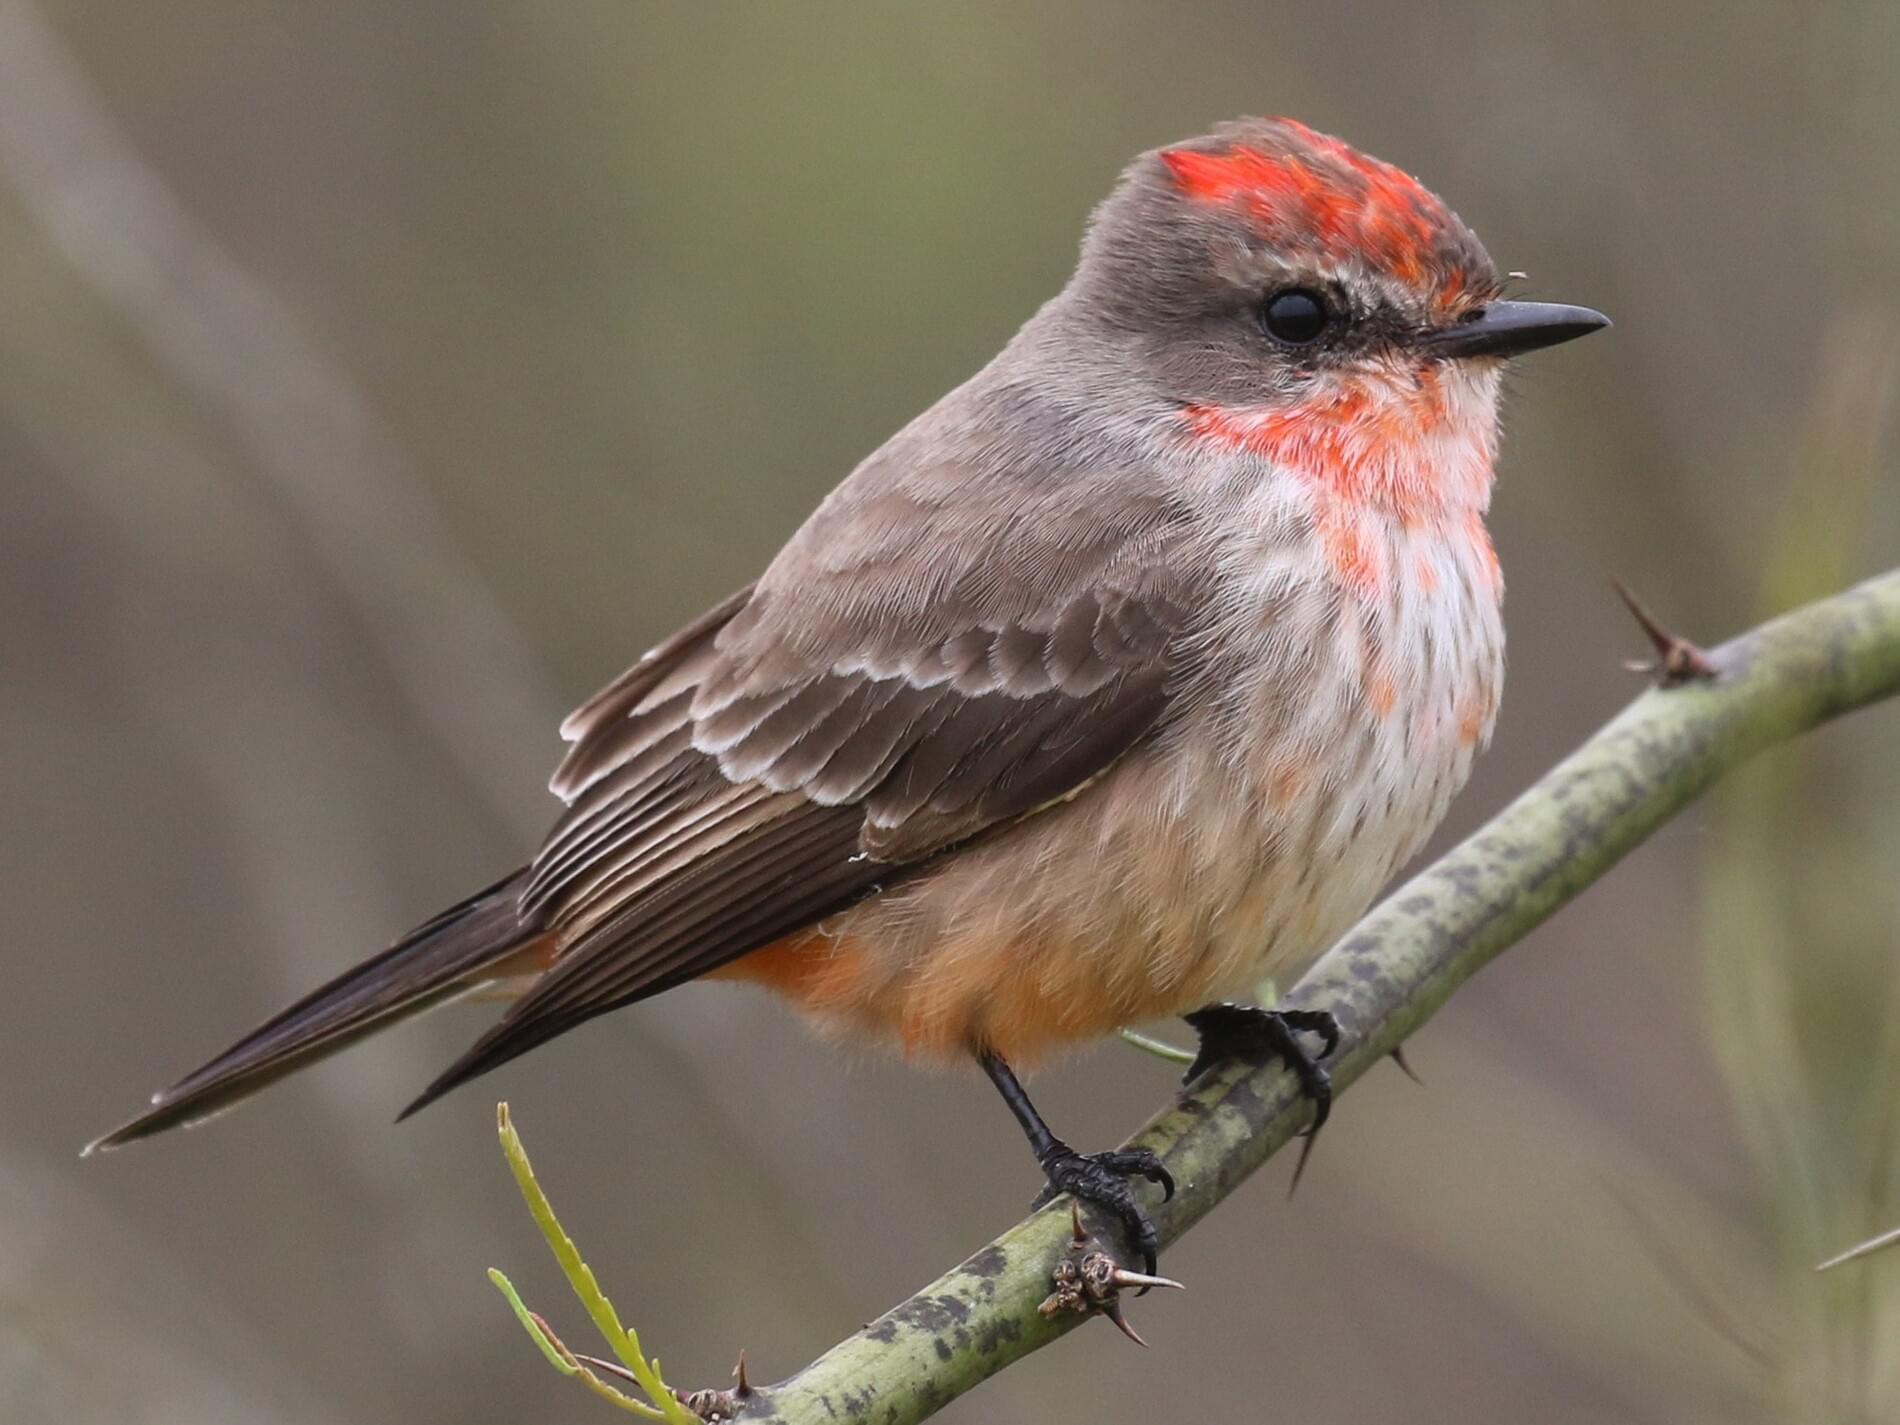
[1069,118,1607,512]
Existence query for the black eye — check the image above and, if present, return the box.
[1262,288,1329,344]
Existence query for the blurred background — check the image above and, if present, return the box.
[5,2,1899,1421]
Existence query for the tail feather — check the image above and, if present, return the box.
[84,869,543,1154]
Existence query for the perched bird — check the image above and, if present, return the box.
[88,117,1606,1271]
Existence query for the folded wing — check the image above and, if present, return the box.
[404,459,1203,1112]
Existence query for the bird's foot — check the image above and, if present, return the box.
[1030,1143,1174,1276]
[1182,1002,1339,1192]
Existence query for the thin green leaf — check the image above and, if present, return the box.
[488,1268,580,1377]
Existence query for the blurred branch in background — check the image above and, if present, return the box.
[480,568,1900,1424]
[1820,1226,1900,1274]
[1699,316,1900,1422]
[0,0,559,821]
[0,5,874,1391]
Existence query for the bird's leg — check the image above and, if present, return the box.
[978,1050,1174,1275]
[1181,1002,1339,1191]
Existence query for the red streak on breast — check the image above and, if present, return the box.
[1318,505,1381,594]
[1366,668,1398,718]
[1455,687,1496,747]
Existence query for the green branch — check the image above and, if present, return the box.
[499,568,1900,1424]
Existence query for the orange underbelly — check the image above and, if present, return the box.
[710,924,1205,1067]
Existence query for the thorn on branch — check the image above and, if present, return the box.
[1037,1203,1184,1346]
[1286,1128,1319,1200]
[670,1352,755,1423]
[1612,578,1719,686]
[1388,1044,1424,1086]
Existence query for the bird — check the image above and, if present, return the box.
[87,116,1607,1274]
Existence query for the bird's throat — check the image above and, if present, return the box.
[1182,361,1503,524]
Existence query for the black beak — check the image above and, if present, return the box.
[1425,299,1610,360]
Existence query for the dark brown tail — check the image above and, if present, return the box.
[84,870,542,1154]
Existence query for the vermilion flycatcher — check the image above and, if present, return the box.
[89,117,1607,1271]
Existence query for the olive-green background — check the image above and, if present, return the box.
[6,3,1899,1421]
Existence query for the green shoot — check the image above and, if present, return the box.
[489,1102,698,1424]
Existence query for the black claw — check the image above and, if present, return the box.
[1035,1145,1169,1276]
[1096,1148,1175,1202]
[1273,1008,1341,1061]
[1181,1002,1339,1193]
[1285,1063,1332,1197]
